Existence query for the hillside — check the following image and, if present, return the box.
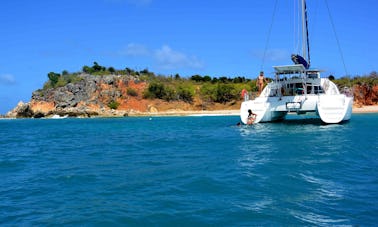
[5,63,378,118]
[6,73,243,118]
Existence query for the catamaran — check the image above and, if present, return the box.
[240,0,353,124]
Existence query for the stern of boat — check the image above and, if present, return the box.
[317,95,353,123]
[240,99,269,124]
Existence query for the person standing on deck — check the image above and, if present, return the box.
[256,71,267,94]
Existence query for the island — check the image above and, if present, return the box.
[5,62,378,118]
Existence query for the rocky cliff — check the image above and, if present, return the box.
[7,74,150,118]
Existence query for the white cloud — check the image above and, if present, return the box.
[0,74,16,85]
[122,43,150,56]
[119,43,204,70]
[154,45,204,70]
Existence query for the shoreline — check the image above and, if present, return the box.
[2,105,377,119]
[129,105,378,117]
[352,105,378,113]
[135,105,378,117]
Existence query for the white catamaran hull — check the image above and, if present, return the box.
[240,93,353,124]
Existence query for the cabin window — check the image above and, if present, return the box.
[314,86,323,94]
[307,73,318,79]
[306,85,313,94]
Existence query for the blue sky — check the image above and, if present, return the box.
[1,0,377,114]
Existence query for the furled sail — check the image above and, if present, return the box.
[291,54,309,69]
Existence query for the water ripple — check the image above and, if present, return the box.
[0,115,377,225]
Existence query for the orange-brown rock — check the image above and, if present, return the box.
[30,100,55,113]
[353,84,378,106]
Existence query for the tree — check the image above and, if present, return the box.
[140,68,150,74]
[108,67,115,74]
[219,76,229,83]
[203,75,212,82]
[82,65,93,74]
[190,74,203,82]
[144,82,166,99]
[125,67,133,75]
[92,62,103,71]
[48,72,60,87]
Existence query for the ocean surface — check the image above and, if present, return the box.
[0,114,377,226]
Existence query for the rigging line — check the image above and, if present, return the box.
[261,0,279,71]
[324,0,348,76]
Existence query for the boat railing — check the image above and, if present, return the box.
[243,91,259,101]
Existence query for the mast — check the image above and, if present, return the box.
[301,0,310,67]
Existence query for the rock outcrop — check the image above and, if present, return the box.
[6,101,34,118]
[7,74,150,118]
[353,84,378,106]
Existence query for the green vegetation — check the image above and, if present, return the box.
[44,71,82,89]
[107,100,120,110]
[127,88,138,97]
[333,71,378,88]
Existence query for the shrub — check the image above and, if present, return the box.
[177,84,194,103]
[48,72,60,87]
[200,83,217,102]
[108,100,120,109]
[162,86,176,101]
[108,67,115,74]
[127,88,138,97]
[144,82,166,99]
[215,83,236,103]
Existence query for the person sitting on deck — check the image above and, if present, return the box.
[247,109,257,125]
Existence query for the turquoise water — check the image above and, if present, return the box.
[1,114,377,226]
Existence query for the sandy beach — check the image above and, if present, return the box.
[352,105,378,113]
[128,105,378,117]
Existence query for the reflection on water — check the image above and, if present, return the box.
[235,117,356,225]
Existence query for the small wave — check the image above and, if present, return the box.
[235,198,273,212]
[291,210,350,226]
[300,173,345,200]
